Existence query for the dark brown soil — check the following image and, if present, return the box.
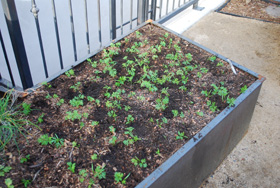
[0,24,256,188]
[220,0,280,23]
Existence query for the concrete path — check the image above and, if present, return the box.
[183,12,280,188]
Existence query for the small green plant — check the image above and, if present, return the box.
[156,148,161,156]
[217,61,224,67]
[109,136,118,145]
[22,102,31,115]
[114,172,130,184]
[67,162,76,173]
[88,178,95,188]
[5,178,14,188]
[207,101,218,112]
[126,115,134,124]
[38,134,51,146]
[176,131,188,140]
[56,98,64,106]
[42,81,52,88]
[91,153,98,161]
[131,157,147,168]
[37,113,45,123]
[196,111,204,117]
[20,154,30,163]
[92,165,106,180]
[65,69,75,77]
[240,85,248,94]
[65,110,82,121]
[227,97,236,107]
[21,179,31,188]
[70,82,81,92]
[135,31,142,38]
[197,72,202,78]
[70,94,85,107]
[50,134,64,148]
[180,112,185,118]
[79,169,88,183]
[200,67,208,74]
[172,110,179,117]
[208,56,216,62]
[0,165,12,176]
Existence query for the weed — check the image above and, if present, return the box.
[67,162,76,173]
[136,31,142,38]
[156,148,161,156]
[91,121,99,127]
[197,72,202,78]
[20,154,30,163]
[87,96,94,102]
[216,61,224,67]
[109,136,118,145]
[42,81,52,88]
[176,131,188,140]
[70,94,84,107]
[0,165,12,176]
[70,82,81,92]
[180,112,185,118]
[22,103,31,115]
[208,56,216,62]
[200,67,208,74]
[227,97,236,107]
[207,101,218,112]
[56,99,64,106]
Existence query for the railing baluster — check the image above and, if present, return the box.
[166,0,169,15]
[121,0,123,35]
[172,0,175,11]
[97,0,102,47]
[84,0,90,54]
[0,29,15,87]
[68,0,77,61]
[51,0,64,69]
[111,0,117,39]
[130,0,133,30]
[31,0,48,78]
[159,0,163,18]
[151,0,157,20]
[178,0,181,7]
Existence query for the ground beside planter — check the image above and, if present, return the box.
[0,23,260,188]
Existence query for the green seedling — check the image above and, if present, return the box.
[172,110,179,117]
[57,99,64,106]
[131,157,147,168]
[70,94,85,107]
[45,94,52,99]
[80,122,85,129]
[162,117,168,124]
[156,148,161,156]
[109,136,118,145]
[0,165,12,176]
[22,102,31,115]
[92,165,106,180]
[70,82,81,92]
[88,178,95,188]
[126,115,134,124]
[87,96,95,102]
[42,81,52,88]
[108,110,117,120]
[180,112,185,118]
[200,67,208,74]
[20,154,30,163]
[240,85,248,94]
[227,97,236,107]
[109,126,116,134]
[79,169,88,183]
[197,72,202,78]
[5,178,14,188]
[91,153,98,161]
[176,131,188,140]
[87,58,98,68]
[38,134,51,146]
[37,113,45,123]
[72,141,78,148]
[67,162,76,173]
[208,56,216,62]
[114,172,130,184]
[65,110,82,121]
[50,134,64,148]
[207,101,218,112]
[217,61,224,67]
[65,69,75,77]
[91,121,99,127]
[196,111,204,117]
[22,179,31,188]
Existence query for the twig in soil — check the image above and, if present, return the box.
[33,168,43,181]
[69,147,74,161]
[56,160,63,168]
[226,59,237,75]
[29,163,43,168]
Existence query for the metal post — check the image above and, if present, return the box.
[145,0,149,21]
[137,0,145,25]
[151,0,157,20]
[130,0,133,30]
[193,0,204,11]
[97,0,102,47]
[68,0,77,61]
[31,0,48,78]
[1,0,33,89]
[121,0,123,35]
[0,29,15,87]
[166,0,169,15]
[111,0,116,39]
[172,0,175,11]
[84,0,90,54]
[51,0,64,69]
[159,0,163,18]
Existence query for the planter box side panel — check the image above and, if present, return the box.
[138,81,263,188]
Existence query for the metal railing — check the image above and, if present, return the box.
[0,0,201,91]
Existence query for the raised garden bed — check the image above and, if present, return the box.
[0,22,264,188]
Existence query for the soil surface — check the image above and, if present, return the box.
[219,0,280,23]
[0,24,256,188]
[183,12,280,188]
